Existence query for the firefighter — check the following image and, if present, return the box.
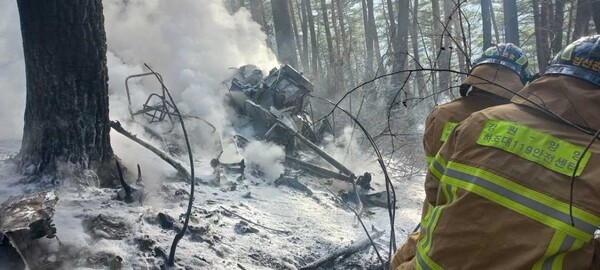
[422,43,532,209]
[391,43,532,270]
[393,35,600,270]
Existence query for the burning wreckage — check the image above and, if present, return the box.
[113,64,384,205]
[0,65,388,269]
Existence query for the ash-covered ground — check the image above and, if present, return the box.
[0,138,425,270]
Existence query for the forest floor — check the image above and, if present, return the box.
[0,139,425,270]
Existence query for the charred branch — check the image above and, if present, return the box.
[300,230,384,269]
[285,156,352,182]
[219,206,291,234]
[115,161,133,203]
[109,121,192,182]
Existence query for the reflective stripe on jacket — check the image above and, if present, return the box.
[411,76,600,270]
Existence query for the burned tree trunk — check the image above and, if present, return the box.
[573,0,591,40]
[305,0,319,77]
[481,0,493,49]
[271,0,299,67]
[320,0,335,73]
[503,0,520,45]
[17,0,115,181]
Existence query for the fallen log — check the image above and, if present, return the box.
[300,230,384,270]
[110,121,192,182]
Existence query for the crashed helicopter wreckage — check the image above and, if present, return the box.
[114,64,379,202]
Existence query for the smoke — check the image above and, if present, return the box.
[243,141,285,181]
[103,0,278,125]
[0,0,278,141]
[0,1,25,140]
[101,0,280,191]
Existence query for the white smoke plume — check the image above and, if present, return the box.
[243,140,286,181]
[103,0,278,124]
[0,0,280,186]
[0,1,25,140]
[0,0,278,139]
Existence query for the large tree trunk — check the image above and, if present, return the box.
[503,0,520,45]
[481,0,493,49]
[572,0,591,40]
[490,1,501,44]
[297,0,309,71]
[411,0,426,96]
[533,0,550,71]
[320,0,335,72]
[336,0,348,66]
[551,0,565,55]
[367,0,384,73]
[591,0,600,33]
[271,0,299,67]
[454,9,467,79]
[17,0,114,180]
[362,0,374,77]
[566,0,574,44]
[331,0,341,62]
[503,0,521,46]
[305,0,319,77]
[430,0,441,103]
[394,0,410,90]
[437,0,453,95]
[249,0,268,31]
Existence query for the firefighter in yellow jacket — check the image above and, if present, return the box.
[391,44,532,269]
[393,35,600,270]
[422,43,532,209]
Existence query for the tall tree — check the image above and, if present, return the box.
[533,0,550,71]
[335,0,349,66]
[572,0,600,39]
[16,0,115,180]
[481,0,493,49]
[320,0,335,71]
[454,8,468,76]
[503,0,520,45]
[297,0,309,71]
[362,0,374,77]
[593,1,600,30]
[305,0,319,76]
[566,1,574,44]
[437,0,454,93]
[368,0,384,73]
[430,0,442,102]
[386,0,397,48]
[394,0,410,88]
[271,0,299,67]
[411,0,426,95]
[490,1,501,44]
[249,0,268,31]
[551,0,565,54]
[331,0,341,61]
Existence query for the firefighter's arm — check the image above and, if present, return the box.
[389,232,420,270]
[421,109,440,218]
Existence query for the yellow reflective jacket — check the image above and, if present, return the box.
[422,64,523,215]
[400,75,600,270]
[422,91,508,210]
